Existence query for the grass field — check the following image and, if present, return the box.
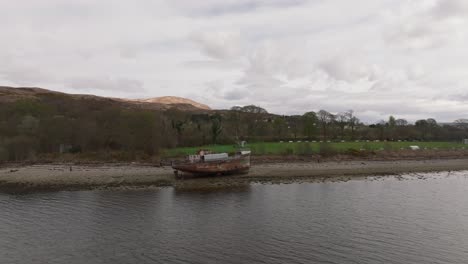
[162,141,468,158]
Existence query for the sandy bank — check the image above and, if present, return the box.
[1,159,468,192]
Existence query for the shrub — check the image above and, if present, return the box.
[319,142,336,157]
[362,143,371,151]
[383,142,393,151]
[4,136,37,161]
[296,142,314,155]
[69,145,82,154]
[282,147,294,155]
[251,143,266,155]
[0,145,8,162]
[346,148,369,157]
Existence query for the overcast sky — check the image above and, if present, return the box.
[1,0,468,122]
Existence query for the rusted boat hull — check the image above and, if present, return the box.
[172,155,250,177]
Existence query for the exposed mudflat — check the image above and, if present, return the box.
[1,158,468,192]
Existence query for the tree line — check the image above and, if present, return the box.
[0,96,467,162]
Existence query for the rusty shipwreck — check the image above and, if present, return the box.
[172,150,251,178]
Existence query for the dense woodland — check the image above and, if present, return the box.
[1,92,468,162]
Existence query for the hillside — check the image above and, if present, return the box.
[1,85,468,163]
[0,86,219,161]
[0,86,211,111]
[132,96,211,110]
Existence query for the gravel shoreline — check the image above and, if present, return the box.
[1,159,468,193]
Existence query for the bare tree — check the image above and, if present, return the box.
[273,117,287,140]
[415,119,429,140]
[388,116,396,127]
[347,110,360,139]
[395,119,408,126]
[236,105,268,114]
[387,116,397,140]
[454,119,468,129]
[317,110,335,140]
[171,120,186,147]
[336,111,351,139]
[302,111,318,140]
[210,114,223,144]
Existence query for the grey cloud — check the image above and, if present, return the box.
[223,88,249,100]
[2,0,468,123]
[386,0,468,50]
[183,60,242,70]
[432,0,468,18]
[318,57,373,82]
[190,31,243,60]
[236,74,284,90]
[170,0,308,16]
[386,23,443,50]
[232,41,312,93]
[449,93,468,102]
[68,77,145,93]
[0,67,56,86]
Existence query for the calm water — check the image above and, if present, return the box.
[2,172,468,264]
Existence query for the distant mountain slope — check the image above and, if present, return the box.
[0,86,211,111]
[0,86,61,102]
[133,96,211,110]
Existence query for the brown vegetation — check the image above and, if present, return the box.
[131,96,211,110]
[1,86,468,163]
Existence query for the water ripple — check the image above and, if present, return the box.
[1,172,468,264]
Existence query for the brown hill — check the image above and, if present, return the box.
[0,86,211,111]
[133,96,211,110]
[0,86,61,102]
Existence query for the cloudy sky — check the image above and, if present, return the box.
[1,0,468,122]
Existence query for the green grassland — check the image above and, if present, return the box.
[162,141,467,158]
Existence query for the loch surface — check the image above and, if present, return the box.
[1,172,468,264]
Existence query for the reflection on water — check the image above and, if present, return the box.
[1,172,468,264]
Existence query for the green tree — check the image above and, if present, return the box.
[336,112,350,139]
[17,115,40,136]
[273,117,287,140]
[388,116,396,127]
[415,119,429,139]
[347,110,359,139]
[210,114,223,144]
[171,120,186,147]
[317,110,334,140]
[302,112,318,139]
[388,116,396,139]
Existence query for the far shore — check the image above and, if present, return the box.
[1,157,468,193]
